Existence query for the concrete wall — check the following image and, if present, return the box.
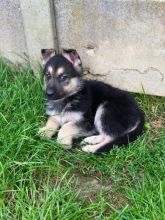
[0,0,28,62]
[20,0,57,68]
[54,0,165,96]
[0,0,57,67]
[0,0,164,96]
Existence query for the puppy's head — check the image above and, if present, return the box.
[41,48,83,100]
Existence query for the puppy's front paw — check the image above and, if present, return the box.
[38,126,56,139]
[57,137,72,149]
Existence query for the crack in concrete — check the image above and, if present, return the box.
[112,68,164,82]
[84,67,164,82]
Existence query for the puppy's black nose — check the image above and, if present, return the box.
[46,87,54,96]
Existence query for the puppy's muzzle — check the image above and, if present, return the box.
[46,87,55,97]
[45,86,64,100]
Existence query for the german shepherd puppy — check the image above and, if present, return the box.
[39,49,144,153]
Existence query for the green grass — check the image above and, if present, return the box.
[0,57,164,220]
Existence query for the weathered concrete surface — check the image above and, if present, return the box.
[20,0,58,70]
[54,0,165,96]
[0,0,164,96]
[0,0,28,62]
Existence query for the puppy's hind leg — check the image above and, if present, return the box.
[82,135,113,153]
[81,102,120,153]
[81,135,105,145]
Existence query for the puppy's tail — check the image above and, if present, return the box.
[96,112,145,154]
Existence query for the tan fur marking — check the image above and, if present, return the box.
[46,115,60,127]
[82,136,113,153]
[38,116,60,139]
[56,67,64,76]
[57,122,80,148]
[48,66,53,75]
[63,78,78,93]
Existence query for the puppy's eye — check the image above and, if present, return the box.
[46,72,51,78]
[58,75,69,82]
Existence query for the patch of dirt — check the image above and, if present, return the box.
[72,171,111,201]
[149,116,164,129]
[32,170,58,186]
[71,171,130,209]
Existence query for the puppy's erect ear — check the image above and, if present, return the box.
[61,49,82,73]
[41,49,56,65]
